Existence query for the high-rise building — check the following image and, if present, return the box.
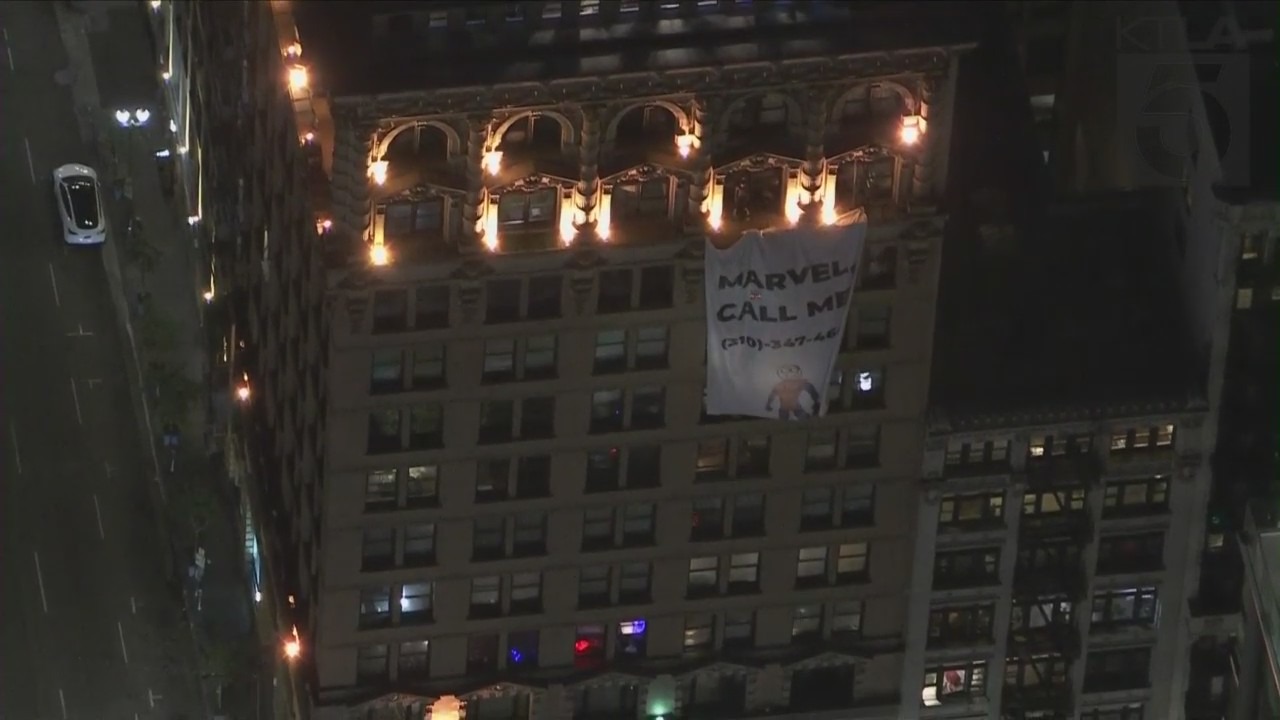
[203,2,982,718]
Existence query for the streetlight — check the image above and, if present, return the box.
[114,108,151,127]
[283,625,301,661]
[236,372,251,403]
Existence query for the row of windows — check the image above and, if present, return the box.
[925,646,1151,706]
[936,476,1171,527]
[943,423,1178,469]
[931,532,1165,589]
[927,585,1160,647]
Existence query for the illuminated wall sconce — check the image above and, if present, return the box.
[597,191,613,241]
[430,697,462,720]
[161,70,172,81]
[187,214,201,226]
[301,131,315,145]
[558,192,577,246]
[368,158,388,186]
[899,114,927,146]
[481,194,499,251]
[177,144,189,155]
[675,132,700,159]
[149,0,161,9]
[169,119,178,133]
[287,65,309,92]
[482,150,503,176]
[284,42,302,59]
[369,242,390,266]
[316,218,333,235]
[236,372,251,402]
[283,625,302,660]
[784,171,803,226]
[707,177,725,231]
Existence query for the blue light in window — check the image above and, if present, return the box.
[619,619,647,635]
[509,647,525,664]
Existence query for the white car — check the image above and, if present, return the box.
[53,164,107,245]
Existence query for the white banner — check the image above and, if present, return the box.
[704,214,867,420]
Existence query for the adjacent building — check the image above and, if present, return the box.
[207,1,981,718]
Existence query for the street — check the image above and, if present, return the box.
[0,2,200,718]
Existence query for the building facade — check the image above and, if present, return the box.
[210,1,982,719]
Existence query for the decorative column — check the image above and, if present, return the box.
[331,120,374,244]
[574,105,603,244]
[800,90,828,221]
[911,76,939,201]
[686,96,718,223]
[461,115,488,254]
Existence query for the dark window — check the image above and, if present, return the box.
[478,400,515,443]
[398,640,430,679]
[854,305,891,348]
[1084,648,1152,692]
[730,493,765,536]
[475,459,510,502]
[1097,533,1165,574]
[725,168,784,221]
[593,330,627,373]
[403,521,436,564]
[361,528,395,571]
[515,456,551,497]
[789,665,853,712]
[507,629,540,668]
[520,397,555,439]
[691,496,725,540]
[497,188,558,228]
[466,634,500,675]
[625,446,660,488]
[934,548,1000,589]
[472,518,506,561]
[410,345,445,389]
[578,565,610,608]
[859,243,898,290]
[513,513,547,556]
[800,488,834,531]
[486,279,522,324]
[590,389,625,433]
[844,426,881,467]
[526,275,562,319]
[414,286,450,329]
[369,350,403,394]
[407,405,442,449]
[597,269,633,312]
[358,586,392,628]
[372,291,408,333]
[1091,586,1159,627]
[630,386,665,428]
[366,410,401,454]
[638,266,673,309]
[585,449,621,492]
[927,604,995,646]
[385,199,443,242]
[355,645,390,683]
[611,179,670,219]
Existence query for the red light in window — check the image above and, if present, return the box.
[574,639,592,655]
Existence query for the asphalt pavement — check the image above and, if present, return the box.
[0,3,200,718]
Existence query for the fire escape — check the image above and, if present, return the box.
[1004,452,1098,720]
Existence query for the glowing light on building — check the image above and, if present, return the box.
[558,194,577,246]
[899,114,927,146]
[284,42,302,58]
[369,243,390,267]
[287,65,309,92]
[283,625,301,660]
[482,150,503,176]
[597,191,612,241]
[368,159,388,186]
[675,132,699,159]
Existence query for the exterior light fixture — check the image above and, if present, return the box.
[301,131,315,145]
[154,148,171,158]
[202,289,214,303]
[169,119,178,133]
[821,194,838,226]
[368,159,388,186]
[236,372,251,403]
[316,218,333,234]
[283,625,302,661]
[115,109,152,127]
[177,144,188,155]
[675,132,699,159]
[284,42,302,58]
[482,150,503,176]
[114,110,132,127]
[287,65,309,92]
[369,242,390,266]
[149,0,161,9]
[187,214,200,226]
[899,114,927,146]
[134,108,151,125]
[161,70,172,81]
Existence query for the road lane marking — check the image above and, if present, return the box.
[4,28,13,72]
[66,324,94,337]
[116,620,129,663]
[33,551,48,613]
[105,460,113,477]
[23,137,34,184]
[8,422,20,474]
[130,596,136,614]
[93,494,105,539]
[48,264,61,307]
[148,689,161,708]
[58,689,67,719]
[70,378,82,424]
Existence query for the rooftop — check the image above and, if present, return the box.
[929,190,1204,426]
[292,0,989,98]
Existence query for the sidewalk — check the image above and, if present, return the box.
[54,3,260,718]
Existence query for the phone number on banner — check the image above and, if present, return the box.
[720,327,841,351]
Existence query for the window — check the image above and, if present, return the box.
[369,350,403,394]
[854,305,891,348]
[411,345,445,389]
[626,446,660,488]
[727,552,760,592]
[1081,705,1146,720]
[928,604,995,646]
[361,528,395,571]
[833,367,885,410]
[478,400,514,443]
[634,326,669,369]
[836,542,869,583]
[384,199,443,241]
[523,335,557,378]
[519,397,555,438]
[696,439,729,479]
[372,290,408,333]
[593,330,628,373]
[573,626,609,673]
[467,634,500,675]
[691,496,725,540]
[356,645,390,683]
[399,582,433,623]
[403,522,435,565]
[1109,424,1176,452]
[513,512,547,556]
[706,611,748,655]
[585,448,621,492]
[364,469,398,510]
[598,269,634,313]
[840,484,875,526]
[805,430,838,471]
[590,389,625,433]
[1010,597,1073,637]
[469,576,501,618]
[515,456,550,498]
[582,507,616,550]
[1092,587,1159,627]
[921,661,986,706]
[398,640,430,680]
[791,604,823,643]
[507,629,540,670]
[486,279,522,324]
[737,436,770,475]
[414,286,450,329]
[938,491,1005,526]
[1097,533,1164,574]
[638,266,674,309]
[1084,648,1152,692]
[687,556,719,597]
[795,547,828,587]
[683,613,714,656]
[1103,477,1169,516]
[358,586,392,628]
[404,465,438,508]
[944,438,1011,467]
[472,517,506,560]
[509,572,543,613]
[618,562,651,603]
[482,339,516,382]
[800,488,834,531]
[631,386,665,428]
[730,493,764,536]
[476,459,510,502]
[1028,432,1093,459]
[408,405,443,449]
[527,275,562,319]
[725,168,785,221]
[933,548,998,589]
[1023,488,1086,516]
[621,503,655,545]
[578,565,611,608]
[859,243,898,290]
[366,409,401,454]
[611,179,670,220]
[498,188,558,228]
[844,426,880,467]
